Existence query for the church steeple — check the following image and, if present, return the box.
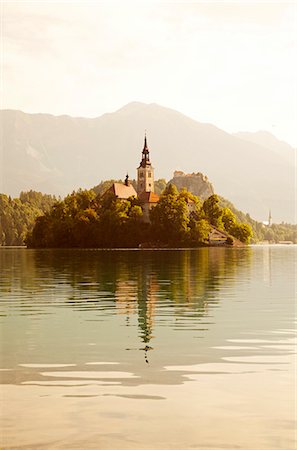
[137,133,154,194]
[143,134,148,151]
[140,133,151,167]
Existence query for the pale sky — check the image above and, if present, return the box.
[2,1,297,146]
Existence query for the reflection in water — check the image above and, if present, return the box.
[0,248,250,368]
[0,247,295,450]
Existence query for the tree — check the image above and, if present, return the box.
[150,184,190,246]
[188,218,211,245]
[154,179,167,195]
[179,188,202,213]
[202,194,223,227]
[0,191,56,246]
[96,192,145,247]
[232,223,253,243]
[221,208,237,233]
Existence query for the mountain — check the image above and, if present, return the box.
[0,102,295,223]
[233,131,295,164]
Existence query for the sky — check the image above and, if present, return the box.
[2,1,297,147]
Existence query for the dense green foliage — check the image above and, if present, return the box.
[150,185,210,246]
[0,191,56,246]
[2,185,295,248]
[154,178,167,195]
[25,188,253,248]
[218,197,297,243]
[202,194,253,244]
[262,223,297,243]
[26,189,148,248]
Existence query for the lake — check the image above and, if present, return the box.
[0,246,295,449]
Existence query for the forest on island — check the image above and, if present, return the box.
[25,186,253,248]
[0,182,296,247]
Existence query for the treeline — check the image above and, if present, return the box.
[1,186,295,247]
[260,223,296,243]
[27,189,144,248]
[94,179,297,243]
[26,186,252,248]
[0,191,56,246]
[218,197,297,243]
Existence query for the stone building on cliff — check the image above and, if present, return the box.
[168,170,214,200]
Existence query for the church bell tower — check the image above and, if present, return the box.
[137,134,154,195]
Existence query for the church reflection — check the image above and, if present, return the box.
[110,248,251,363]
[0,247,257,386]
[114,263,158,363]
[0,247,252,367]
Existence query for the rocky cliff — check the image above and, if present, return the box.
[168,171,214,200]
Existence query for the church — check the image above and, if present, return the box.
[107,135,159,222]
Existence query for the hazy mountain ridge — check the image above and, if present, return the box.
[0,103,295,222]
[233,130,295,164]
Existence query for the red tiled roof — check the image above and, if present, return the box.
[109,183,137,199]
[138,191,160,203]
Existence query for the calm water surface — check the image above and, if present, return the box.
[0,247,295,449]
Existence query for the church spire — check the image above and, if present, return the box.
[142,132,149,156]
[143,133,148,152]
[140,132,150,166]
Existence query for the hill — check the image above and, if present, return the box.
[233,131,294,164]
[1,102,295,222]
